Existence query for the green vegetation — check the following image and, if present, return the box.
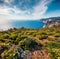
[1,49,19,59]
[0,27,60,59]
[39,34,48,40]
[19,38,40,50]
[44,42,60,59]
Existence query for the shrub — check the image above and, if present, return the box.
[1,49,20,59]
[9,33,17,40]
[19,38,40,50]
[3,33,9,39]
[54,33,60,37]
[47,37,55,41]
[39,35,48,40]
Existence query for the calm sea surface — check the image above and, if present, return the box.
[12,20,44,29]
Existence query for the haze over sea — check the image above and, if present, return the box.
[12,20,44,29]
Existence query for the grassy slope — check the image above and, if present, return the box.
[0,26,60,59]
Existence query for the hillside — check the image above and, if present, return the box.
[40,17,60,28]
[0,25,60,59]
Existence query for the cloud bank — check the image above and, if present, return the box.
[0,0,52,30]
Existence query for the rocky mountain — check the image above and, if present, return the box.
[40,17,60,28]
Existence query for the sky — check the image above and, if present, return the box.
[0,0,60,30]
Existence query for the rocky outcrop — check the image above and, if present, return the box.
[40,17,60,28]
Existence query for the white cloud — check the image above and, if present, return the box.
[0,0,52,30]
[0,18,13,31]
[32,0,52,19]
[4,0,14,3]
[0,0,52,20]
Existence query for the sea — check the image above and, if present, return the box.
[12,20,44,29]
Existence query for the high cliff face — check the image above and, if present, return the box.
[40,17,60,28]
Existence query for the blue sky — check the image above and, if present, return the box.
[47,0,60,12]
[0,0,60,30]
[45,0,60,17]
[0,0,60,19]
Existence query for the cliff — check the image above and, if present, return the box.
[40,17,60,28]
